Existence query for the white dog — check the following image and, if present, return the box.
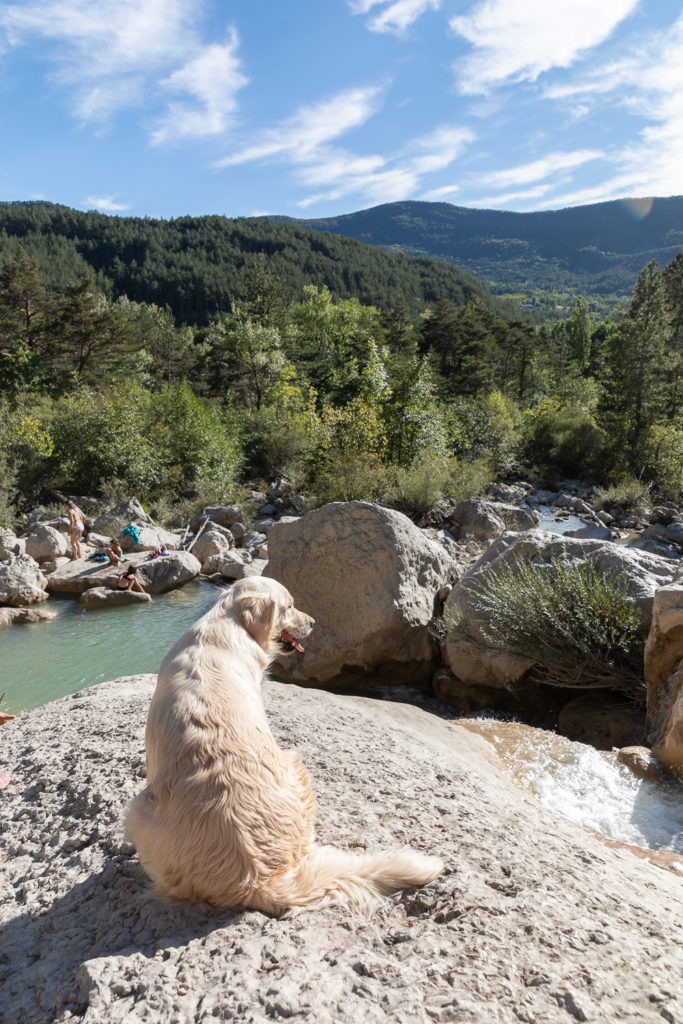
[124,576,442,915]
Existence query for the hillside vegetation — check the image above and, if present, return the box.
[0,201,521,326]
[280,197,683,315]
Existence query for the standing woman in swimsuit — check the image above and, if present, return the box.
[65,499,84,560]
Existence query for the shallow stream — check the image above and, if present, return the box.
[0,581,223,716]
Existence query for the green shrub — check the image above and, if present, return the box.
[523,400,607,477]
[455,553,643,694]
[593,475,650,512]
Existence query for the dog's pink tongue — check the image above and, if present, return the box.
[281,629,304,653]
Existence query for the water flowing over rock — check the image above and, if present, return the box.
[442,529,677,700]
[0,554,49,606]
[0,676,681,1023]
[265,501,456,689]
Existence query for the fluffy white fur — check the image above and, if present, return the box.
[124,576,443,915]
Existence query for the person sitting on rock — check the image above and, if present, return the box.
[117,565,145,593]
[104,538,123,565]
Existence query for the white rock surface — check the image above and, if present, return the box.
[0,676,681,1023]
[24,524,70,562]
[92,498,154,535]
[0,554,49,606]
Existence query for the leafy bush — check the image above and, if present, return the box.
[448,390,520,463]
[593,475,650,512]
[457,553,643,694]
[523,400,607,477]
[639,425,683,501]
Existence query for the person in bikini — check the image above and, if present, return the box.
[65,500,85,560]
[117,565,145,593]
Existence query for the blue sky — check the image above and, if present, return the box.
[0,0,681,220]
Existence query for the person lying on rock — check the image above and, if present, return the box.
[104,538,123,565]
[117,565,145,593]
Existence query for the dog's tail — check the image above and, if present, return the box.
[256,844,443,916]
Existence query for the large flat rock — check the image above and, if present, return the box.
[0,676,681,1023]
[47,551,201,595]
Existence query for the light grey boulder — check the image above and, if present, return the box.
[0,529,24,561]
[565,524,613,540]
[0,605,57,627]
[79,587,152,608]
[644,583,683,772]
[249,517,276,536]
[201,549,252,576]
[527,490,558,506]
[48,551,200,596]
[442,529,677,695]
[133,552,201,594]
[86,532,112,549]
[242,529,267,550]
[188,504,243,532]
[92,498,154,535]
[189,527,234,567]
[264,500,455,689]
[490,502,539,532]
[665,522,683,545]
[119,525,181,553]
[0,554,49,606]
[632,538,680,560]
[446,499,506,542]
[25,524,70,562]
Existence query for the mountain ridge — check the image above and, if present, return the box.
[269,196,683,307]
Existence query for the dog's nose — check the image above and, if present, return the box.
[309,617,315,626]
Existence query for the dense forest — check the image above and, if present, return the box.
[0,202,522,327]
[280,197,683,316]
[0,219,682,527]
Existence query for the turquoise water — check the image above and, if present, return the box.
[0,582,223,715]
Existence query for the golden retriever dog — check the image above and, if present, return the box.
[124,576,443,915]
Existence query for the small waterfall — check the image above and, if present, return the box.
[458,718,683,868]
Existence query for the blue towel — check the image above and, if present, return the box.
[121,524,141,544]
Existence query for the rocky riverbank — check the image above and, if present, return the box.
[1,675,682,1023]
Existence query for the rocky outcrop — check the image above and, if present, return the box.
[442,529,676,699]
[79,588,153,608]
[24,524,70,562]
[190,526,234,567]
[92,498,154,535]
[265,501,455,689]
[47,551,201,596]
[118,526,181,553]
[645,581,683,772]
[557,693,645,750]
[0,676,681,1024]
[0,530,24,561]
[0,554,49,606]
[188,504,243,532]
[0,605,57,628]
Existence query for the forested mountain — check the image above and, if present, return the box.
[275,197,683,311]
[0,201,521,326]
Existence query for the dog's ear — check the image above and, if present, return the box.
[235,592,278,647]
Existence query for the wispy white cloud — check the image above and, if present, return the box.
[85,194,130,211]
[219,82,474,209]
[449,0,639,95]
[476,149,604,190]
[349,0,440,35]
[218,87,384,167]
[152,32,247,145]
[0,0,246,142]
[465,183,555,208]
[537,13,683,207]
